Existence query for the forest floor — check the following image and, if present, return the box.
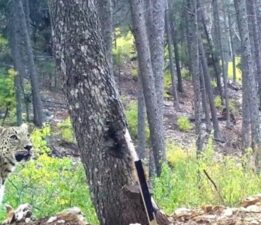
[2,194,261,224]
[41,61,244,158]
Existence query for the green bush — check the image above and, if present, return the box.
[177,116,192,132]
[125,101,150,142]
[153,138,261,213]
[0,125,98,224]
[164,71,172,98]
[113,28,135,66]
[57,117,76,143]
[0,69,16,122]
[214,95,222,109]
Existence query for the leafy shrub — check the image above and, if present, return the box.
[0,69,16,123]
[154,138,261,213]
[113,28,135,66]
[227,56,242,82]
[164,71,172,98]
[31,124,51,156]
[57,117,76,143]
[0,125,98,224]
[177,116,192,132]
[125,101,150,142]
[214,95,222,109]
[181,68,191,80]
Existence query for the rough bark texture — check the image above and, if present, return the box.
[199,2,223,98]
[166,0,179,108]
[169,0,183,93]
[137,76,146,159]
[212,0,230,126]
[248,0,261,105]
[234,0,261,170]
[96,0,114,76]
[17,0,44,127]
[9,1,24,125]
[198,38,222,141]
[186,0,203,152]
[129,0,165,176]
[48,0,152,224]
[147,0,166,163]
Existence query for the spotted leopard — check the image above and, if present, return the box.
[0,123,32,203]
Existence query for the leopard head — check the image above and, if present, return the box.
[1,123,33,163]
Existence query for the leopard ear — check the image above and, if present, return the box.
[20,123,28,131]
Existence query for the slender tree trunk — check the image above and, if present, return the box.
[198,37,222,141]
[169,0,183,93]
[199,2,223,98]
[199,63,211,132]
[187,0,203,152]
[48,1,156,224]
[147,0,166,165]
[248,0,261,105]
[212,0,230,126]
[130,0,165,176]
[234,0,261,171]
[137,76,146,159]
[166,0,179,108]
[96,0,114,76]
[10,2,24,125]
[227,11,237,83]
[17,0,44,127]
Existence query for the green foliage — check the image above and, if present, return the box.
[113,28,135,65]
[31,124,52,156]
[181,68,191,80]
[153,139,261,213]
[164,71,172,98]
[125,101,150,142]
[0,69,16,120]
[57,117,76,143]
[177,116,192,132]
[227,56,242,82]
[214,95,222,109]
[131,67,138,79]
[0,155,98,225]
[0,125,98,224]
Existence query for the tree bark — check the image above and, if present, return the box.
[17,0,44,127]
[96,0,114,76]
[186,0,203,152]
[137,76,146,159]
[165,0,179,108]
[129,0,165,176]
[212,0,231,127]
[198,37,222,141]
[169,0,183,93]
[234,0,261,171]
[248,0,261,105]
[48,1,162,224]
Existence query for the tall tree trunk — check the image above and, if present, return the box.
[48,1,156,224]
[166,0,179,108]
[199,63,211,132]
[198,37,222,141]
[248,0,261,105]
[10,1,24,125]
[186,0,203,152]
[198,2,223,98]
[212,0,231,126]
[17,0,44,127]
[96,0,114,76]
[234,0,261,171]
[130,0,165,176]
[169,0,183,93]
[137,76,146,159]
[227,10,237,83]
